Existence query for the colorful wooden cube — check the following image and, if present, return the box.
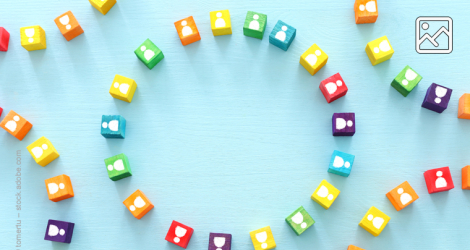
[210,10,232,36]
[243,11,267,40]
[44,219,74,243]
[104,153,132,181]
[0,107,3,116]
[27,137,60,167]
[424,167,454,194]
[458,94,470,119]
[101,115,126,138]
[249,226,276,250]
[20,25,46,51]
[359,206,390,237]
[123,189,154,219]
[332,113,355,136]
[54,11,83,41]
[328,150,355,177]
[165,220,194,248]
[0,110,32,140]
[208,233,232,250]
[462,166,470,190]
[45,174,74,202]
[0,27,10,51]
[320,73,348,103]
[269,20,296,51]
[175,16,201,46]
[365,36,393,66]
[89,0,116,15]
[285,206,315,235]
[391,66,422,97]
[300,44,328,75]
[135,39,164,69]
[354,0,378,24]
[422,83,452,113]
[386,181,419,211]
[348,245,365,250]
[109,74,137,103]
[311,179,340,209]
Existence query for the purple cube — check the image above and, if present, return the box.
[421,83,452,113]
[332,113,355,136]
[208,233,232,250]
[44,219,75,243]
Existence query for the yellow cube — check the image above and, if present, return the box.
[109,75,137,103]
[359,206,390,236]
[210,10,232,36]
[20,26,47,51]
[250,226,276,250]
[26,137,59,167]
[365,36,394,65]
[300,44,328,75]
[89,0,116,15]
[311,179,340,209]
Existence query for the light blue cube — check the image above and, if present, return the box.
[327,150,355,177]
[269,20,296,51]
[101,115,126,139]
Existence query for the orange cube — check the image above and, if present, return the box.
[174,16,201,46]
[462,166,470,190]
[386,181,419,211]
[348,245,365,250]
[54,11,84,41]
[354,0,378,24]
[458,94,470,119]
[123,189,154,219]
[0,110,32,141]
[45,174,74,202]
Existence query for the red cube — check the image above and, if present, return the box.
[424,166,454,194]
[0,27,10,52]
[165,220,194,249]
[319,73,348,103]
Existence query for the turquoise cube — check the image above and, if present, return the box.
[101,115,126,139]
[269,20,296,51]
[285,206,315,235]
[327,150,355,177]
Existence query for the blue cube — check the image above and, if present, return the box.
[269,20,296,51]
[101,115,126,138]
[327,150,355,177]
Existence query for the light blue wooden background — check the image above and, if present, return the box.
[0,0,469,249]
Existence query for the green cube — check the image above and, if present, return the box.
[243,11,267,40]
[391,65,422,97]
[285,206,315,235]
[134,39,164,69]
[104,153,132,181]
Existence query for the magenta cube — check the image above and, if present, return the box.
[421,83,452,113]
[44,219,75,243]
[208,233,232,250]
[332,113,355,136]
[0,27,10,51]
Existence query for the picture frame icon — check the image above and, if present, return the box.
[416,16,452,54]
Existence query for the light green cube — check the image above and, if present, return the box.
[285,206,315,235]
[391,65,422,97]
[134,39,164,69]
[243,11,267,40]
[104,153,132,181]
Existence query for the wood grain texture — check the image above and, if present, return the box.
[1,0,470,249]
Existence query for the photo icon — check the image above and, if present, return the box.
[416,16,452,54]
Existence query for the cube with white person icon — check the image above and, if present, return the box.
[359,206,390,237]
[123,189,154,219]
[332,113,355,136]
[249,226,276,250]
[328,150,355,177]
[311,179,340,209]
[422,83,452,113]
[285,206,315,235]
[269,20,296,51]
[44,219,75,243]
[104,153,132,181]
[27,137,60,167]
[45,174,74,202]
[300,43,328,75]
[109,74,137,103]
[101,115,126,138]
[208,233,232,250]
[20,25,47,51]
[134,39,164,69]
[365,36,394,66]
[391,66,422,97]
